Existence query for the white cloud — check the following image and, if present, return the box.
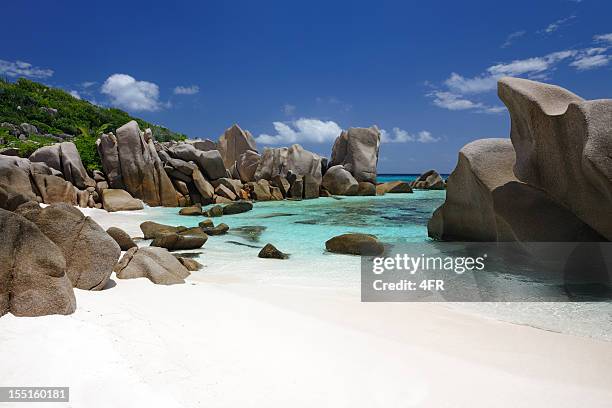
[380,128,439,144]
[256,118,342,145]
[0,60,53,79]
[570,54,611,70]
[282,103,296,116]
[81,81,96,88]
[542,15,575,34]
[69,90,81,100]
[430,91,483,110]
[594,33,612,43]
[173,85,199,95]
[501,30,526,48]
[101,74,161,111]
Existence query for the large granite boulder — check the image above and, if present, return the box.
[150,232,207,250]
[19,204,121,290]
[0,208,76,317]
[0,155,37,201]
[97,122,177,207]
[101,189,143,212]
[96,132,124,189]
[330,127,380,183]
[325,233,384,256]
[428,138,604,242]
[254,144,322,183]
[188,139,217,151]
[29,142,94,189]
[114,247,190,285]
[236,150,261,182]
[217,124,258,169]
[191,167,215,203]
[322,165,358,196]
[31,174,77,205]
[168,143,226,180]
[498,77,612,240]
[0,183,32,211]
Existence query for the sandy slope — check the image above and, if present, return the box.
[2,277,612,408]
[1,207,611,407]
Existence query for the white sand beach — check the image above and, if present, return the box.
[2,208,612,408]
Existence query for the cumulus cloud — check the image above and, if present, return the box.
[0,60,53,79]
[256,118,342,145]
[173,85,199,95]
[69,90,81,100]
[380,128,440,143]
[101,74,161,111]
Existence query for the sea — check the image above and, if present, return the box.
[134,174,612,342]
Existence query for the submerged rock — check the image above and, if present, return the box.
[228,225,266,242]
[200,223,229,236]
[325,233,384,256]
[258,243,288,259]
[223,200,253,215]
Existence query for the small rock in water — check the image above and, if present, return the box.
[179,204,202,216]
[201,223,229,236]
[223,200,253,215]
[258,243,288,259]
[198,219,214,228]
[325,233,384,256]
[205,205,224,217]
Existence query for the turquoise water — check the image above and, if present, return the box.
[128,188,612,341]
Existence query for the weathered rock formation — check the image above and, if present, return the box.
[29,142,94,189]
[97,121,177,207]
[106,227,137,250]
[254,144,322,184]
[330,127,380,183]
[322,165,358,196]
[217,124,258,169]
[428,138,604,242]
[114,247,190,284]
[498,77,612,240]
[0,208,76,317]
[19,203,121,290]
[101,189,143,212]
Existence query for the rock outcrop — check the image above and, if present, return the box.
[236,150,261,182]
[29,142,94,189]
[97,121,177,207]
[114,247,190,285]
[254,144,322,184]
[217,124,258,169]
[330,127,380,183]
[167,143,226,180]
[0,208,76,317]
[498,77,612,240]
[428,138,604,242]
[19,203,121,290]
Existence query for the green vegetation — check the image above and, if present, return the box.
[0,78,187,170]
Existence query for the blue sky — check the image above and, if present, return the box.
[2,0,611,173]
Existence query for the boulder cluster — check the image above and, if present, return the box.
[429,77,611,242]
